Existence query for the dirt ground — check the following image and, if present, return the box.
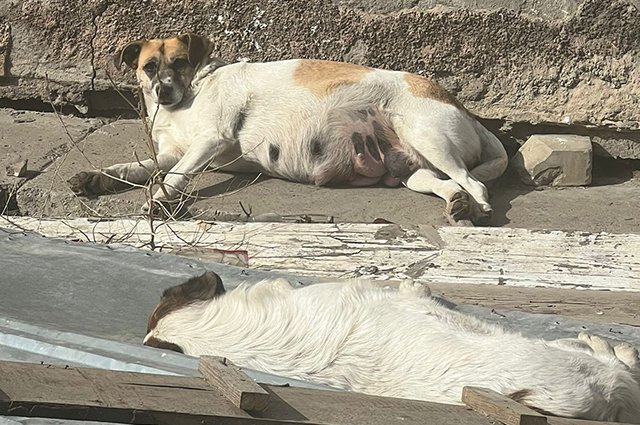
[2,108,639,233]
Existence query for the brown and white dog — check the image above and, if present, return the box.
[68,33,508,224]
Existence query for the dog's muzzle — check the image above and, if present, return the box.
[156,83,179,105]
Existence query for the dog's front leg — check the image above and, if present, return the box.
[144,139,222,212]
[68,152,180,198]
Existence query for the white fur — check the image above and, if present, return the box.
[90,53,507,221]
[145,279,640,422]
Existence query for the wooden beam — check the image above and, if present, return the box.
[5,217,639,291]
[199,356,270,412]
[0,360,498,425]
[547,417,635,425]
[462,386,547,425]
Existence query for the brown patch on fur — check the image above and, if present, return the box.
[508,389,555,416]
[144,336,184,353]
[117,34,212,73]
[404,73,462,107]
[135,39,164,70]
[294,60,372,96]
[162,37,190,62]
[147,271,225,332]
[508,389,533,404]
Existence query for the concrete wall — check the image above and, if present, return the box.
[1,0,639,157]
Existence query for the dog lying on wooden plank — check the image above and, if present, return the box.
[144,272,640,423]
[68,33,507,224]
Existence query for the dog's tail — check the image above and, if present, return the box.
[469,118,509,183]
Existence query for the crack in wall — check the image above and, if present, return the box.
[89,2,109,92]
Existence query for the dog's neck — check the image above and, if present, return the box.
[192,57,226,87]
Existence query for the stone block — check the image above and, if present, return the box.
[6,158,27,177]
[511,134,592,186]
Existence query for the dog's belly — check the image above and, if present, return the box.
[237,104,420,188]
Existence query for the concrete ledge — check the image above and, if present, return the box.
[0,0,639,157]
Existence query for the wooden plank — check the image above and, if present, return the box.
[0,361,251,423]
[0,360,497,425]
[265,385,498,425]
[427,282,640,326]
[548,417,635,425]
[5,217,639,291]
[462,386,547,425]
[199,356,270,412]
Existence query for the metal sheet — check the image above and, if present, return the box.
[1,226,639,424]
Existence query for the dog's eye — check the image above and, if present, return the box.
[143,61,157,74]
[172,58,189,69]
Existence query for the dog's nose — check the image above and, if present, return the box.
[156,83,172,96]
[156,84,176,105]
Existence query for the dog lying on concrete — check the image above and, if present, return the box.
[68,33,508,224]
[144,272,640,423]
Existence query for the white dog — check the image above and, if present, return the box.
[144,272,640,423]
[68,33,507,224]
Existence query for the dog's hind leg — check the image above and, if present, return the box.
[470,156,509,183]
[403,168,474,225]
[469,121,508,183]
[399,134,493,222]
[614,342,640,371]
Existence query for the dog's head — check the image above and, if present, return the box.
[143,270,225,353]
[114,33,213,107]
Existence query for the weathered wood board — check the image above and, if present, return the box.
[3,217,640,291]
[427,283,640,326]
[462,386,547,425]
[199,356,270,412]
[0,360,497,425]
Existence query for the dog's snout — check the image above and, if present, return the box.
[156,83,178,105]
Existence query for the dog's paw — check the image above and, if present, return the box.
[141,198,185,218]
[68,171,103,197]
[578,332,615,355]
[445,191,472,224]
[141,199,168,217]
[614,342,640,370]
[398,279,431,298]
[473,208,493,226]
[68,170,131,197]
[270,278,296,291]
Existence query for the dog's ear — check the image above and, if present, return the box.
[178,33,214,68]
[114,39,146,70]
[161,271,226,301]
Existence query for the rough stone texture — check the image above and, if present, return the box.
[0,0,638,156]
[511,134,592,186]
[0,18,9,77]
[6,158,27,177]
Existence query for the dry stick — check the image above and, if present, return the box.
[239,201,252,219]
[0,209,28,231]
[43,75,105,227]
[106,72,161,248]
[0,181,18,216]
[102,70,265,244]
[158,138,267,221]
[43,74,149,222]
